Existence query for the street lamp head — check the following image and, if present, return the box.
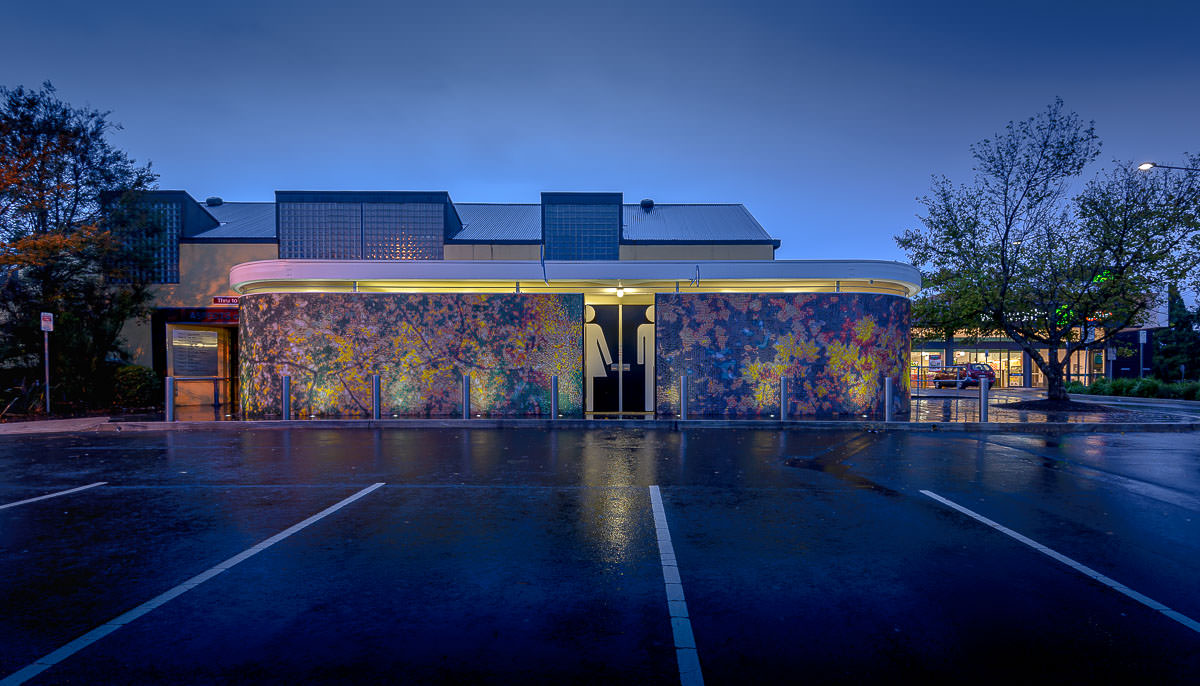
[1138,162,1157,171]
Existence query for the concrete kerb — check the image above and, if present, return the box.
[92,418,1200,434]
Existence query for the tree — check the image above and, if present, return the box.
[1153,284,1200,381]
[0,82,158,410]
[897,99,1200,401]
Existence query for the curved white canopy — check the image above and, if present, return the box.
[230,259,921,297]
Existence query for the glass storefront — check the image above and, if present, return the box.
[914,345,1106,389]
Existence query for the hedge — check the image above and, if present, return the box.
[1068,377,1200,401]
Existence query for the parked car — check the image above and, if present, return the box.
[932,363,996,389]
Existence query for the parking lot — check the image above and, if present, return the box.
[1,427,1198,684]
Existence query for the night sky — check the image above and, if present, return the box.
[3,0,1198,261]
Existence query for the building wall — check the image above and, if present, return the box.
[654,292,910,417]
[620,244,774,260]
[442,243,775,261]
[238,292,583,418]
[122,242,277,367]
[444,244,541,260]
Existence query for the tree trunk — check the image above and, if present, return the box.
[1043,346,1070,401]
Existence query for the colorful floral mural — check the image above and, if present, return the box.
[654,293,910,417]
[239,293,583,418]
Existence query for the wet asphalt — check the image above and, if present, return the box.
[1,428,1198,684]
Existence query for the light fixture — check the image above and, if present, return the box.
[1137,161,1200,172]
[616,284,625,298]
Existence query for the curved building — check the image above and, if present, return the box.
[125,190,920,419]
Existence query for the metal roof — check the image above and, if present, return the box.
[191,202,276,240]
[453,204,540,241]
[621,204,772,242]
[186,200,778,245]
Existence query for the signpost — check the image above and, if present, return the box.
[1138,329,1147,378]
[40,312,53,415]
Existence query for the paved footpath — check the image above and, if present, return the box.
[1,428,1197,683]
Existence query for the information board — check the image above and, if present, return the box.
[171,329,219,377]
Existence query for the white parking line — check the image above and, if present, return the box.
[649,485,704,686]
[0,482,386,686]
[921,489,1200,635]
[0,482,107,510]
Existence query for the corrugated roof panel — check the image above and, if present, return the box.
[453,204,541,241]
[191,202,276,239]
[621,204,772,242]
[184,200,776,244]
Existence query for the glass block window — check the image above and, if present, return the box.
[148,201,181,282]
[279,201,445,260]
[543,203,620,260]
[118,200,181,283]
[279,202,363,259]
[364,203,444,259]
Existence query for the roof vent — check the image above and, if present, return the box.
[640,198,654,211]
[205,196,223,207]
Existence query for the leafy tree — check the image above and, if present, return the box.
[1153,284,1200,381]
[0,82,158,410]
[897,99,1200,401]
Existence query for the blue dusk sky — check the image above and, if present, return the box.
[3,0,1198,261]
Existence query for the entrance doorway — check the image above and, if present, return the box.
[584,298,655,415]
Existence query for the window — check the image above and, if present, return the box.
[279,200,445,260]
[542,193,621,260]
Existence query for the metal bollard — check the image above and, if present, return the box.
[884,376,894,422]
[779,376,788,420]
[680,374,689,420]
[979,377,989,423]
[165,376,175,422]
[551,375,559,419]
[461,373,470,419]
[371,374,381,420]
[281,375,291,420]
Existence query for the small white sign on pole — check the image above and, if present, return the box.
[40,312,54,332]
[1138,330,1147,344]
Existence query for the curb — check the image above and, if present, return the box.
[95,418,1200,434]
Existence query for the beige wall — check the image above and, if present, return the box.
[123,242,277,368]
[446,243,775,261]
[619,244,775,260]
[444,243,542,260]
[155,242,278,308]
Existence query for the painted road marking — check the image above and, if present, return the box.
[921,489,1200,635]
[650,485,704,686]
[0,482,107,510]
[0,482,386,686]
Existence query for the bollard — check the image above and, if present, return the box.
[371,374,381,420]
[462,373,470,420]
[281,375,291,420]
[979,376,989,423]
[779,376,788,420]
[884,376,894,422]
[165,376,175,422]
[551,375,559,419]
[680,374,689,420]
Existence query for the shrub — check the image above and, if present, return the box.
[1109,378,1136,396]
[1180,381,1200,401]
[1088,378,1112,396]
[1131,378,1162,398]
[112,365,161,409]
[1065,380,1088,394]
[1158,382,1186,400]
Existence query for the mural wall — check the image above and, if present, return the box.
[239,293,583,418]
[655,293,910,418]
